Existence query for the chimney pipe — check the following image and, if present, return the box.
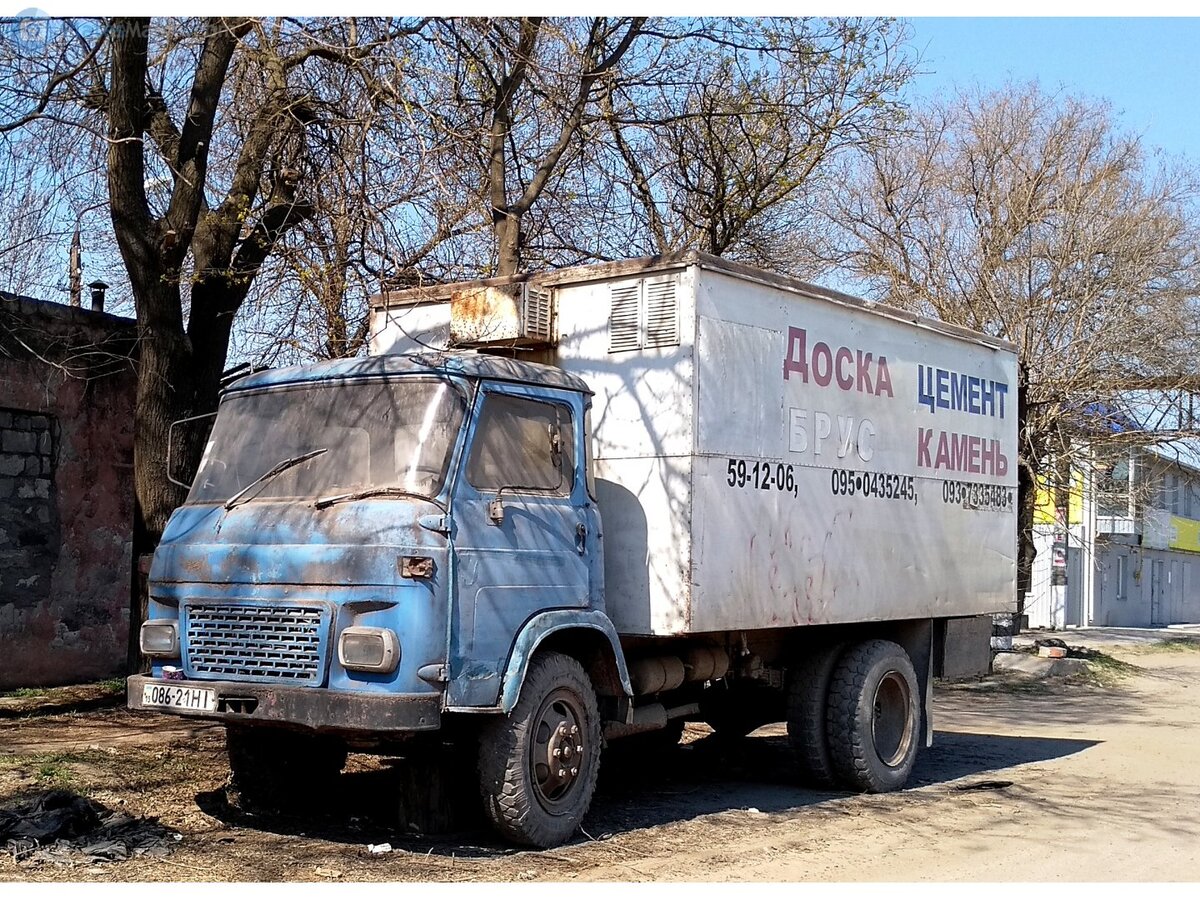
[87,280,109,313]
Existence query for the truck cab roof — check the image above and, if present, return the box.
[224,351,592,396]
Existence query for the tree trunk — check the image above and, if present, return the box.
[134,311,196,540]
[1015,364,1035,617]
[495,211,522,276]
[1016,460,1036,616]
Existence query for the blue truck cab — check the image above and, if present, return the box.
[130,351,632,846]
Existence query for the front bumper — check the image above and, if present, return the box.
[127,675,441,734]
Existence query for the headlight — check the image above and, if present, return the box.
[140,620,179,657]
[338,627,400,673]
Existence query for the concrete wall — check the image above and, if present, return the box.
[0,293,137,689]
[1026,525,1084,629]
[1093,538,1200,627]
[1026,524,1200,628]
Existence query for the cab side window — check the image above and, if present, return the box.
[467,394,574,495]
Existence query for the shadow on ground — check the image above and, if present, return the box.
[193,727,1099,859]
[0,695,125,721]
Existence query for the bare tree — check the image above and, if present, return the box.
[594,18,914,269]
[1,16,428,540]
[427,17,646,276]
[232,30,478,365]
[821,83,1200,602]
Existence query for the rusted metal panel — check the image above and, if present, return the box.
[149,497,454,704]
[450,285,525,345]
[447,284,556,348]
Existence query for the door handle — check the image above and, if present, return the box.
[575,522,587,554]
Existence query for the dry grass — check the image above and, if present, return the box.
[1136,637,1200,654]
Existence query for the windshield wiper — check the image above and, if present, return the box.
[314,485,448,513]
[224,448,329,510]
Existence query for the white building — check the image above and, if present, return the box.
[1026,446,1200,628]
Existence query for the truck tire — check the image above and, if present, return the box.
[477,651,602,847]
[825,639,920,793]
[226,725,347,810]
[786,643,844,789]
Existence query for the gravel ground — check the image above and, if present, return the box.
[2,631,1198,882]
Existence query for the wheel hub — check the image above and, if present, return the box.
[531,693,587,808]
[871,669,914,768]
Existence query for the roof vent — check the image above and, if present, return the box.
[608,276,679,353]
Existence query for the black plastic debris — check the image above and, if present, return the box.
[0,790,180,866]
[1033,638,1103,660]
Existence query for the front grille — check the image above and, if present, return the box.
[183,601,328,685]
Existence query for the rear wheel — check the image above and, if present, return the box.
[825,640,920,793]
[786,643,844,789]
[226,725,347,809]
[477,651,602,847]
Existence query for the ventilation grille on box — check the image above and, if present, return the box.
[522,286,553,342]
[608,277,679,352]
[608,283,642,352]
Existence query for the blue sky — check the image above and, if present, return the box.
[904,17,1200,160]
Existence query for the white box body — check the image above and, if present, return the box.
[371,254,1018,636]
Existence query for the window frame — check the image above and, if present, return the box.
[465,391,576,498]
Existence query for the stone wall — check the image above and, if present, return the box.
[0,410,59,610]
[0,293,137,689]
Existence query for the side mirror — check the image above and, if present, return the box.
[166,411,218,489]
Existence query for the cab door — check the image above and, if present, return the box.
[447,385,593,707]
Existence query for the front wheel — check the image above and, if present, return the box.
[825,639,920,793]
[477,651,602,847]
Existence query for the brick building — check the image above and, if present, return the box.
[0,291,137,689]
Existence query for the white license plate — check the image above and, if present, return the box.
[142,682,217,712]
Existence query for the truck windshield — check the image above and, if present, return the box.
[187,377,465,505]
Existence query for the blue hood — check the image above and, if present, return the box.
[152,498,446,588]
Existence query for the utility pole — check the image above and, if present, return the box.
[1080,448,1097,627]
[68,225,82,307]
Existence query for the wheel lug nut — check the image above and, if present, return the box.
[570,725,578,735]
[553,748,561,757]
[558,768,566,777]
[570,767,578,776]
[576,745,583,753]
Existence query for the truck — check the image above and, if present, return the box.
[128,251,1017,847]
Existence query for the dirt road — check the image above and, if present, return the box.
[2,634,1199,882]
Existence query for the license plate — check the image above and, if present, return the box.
[141,682,217,712]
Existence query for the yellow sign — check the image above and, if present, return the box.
[1033,472,1083,526]
[1169,516,1200,553]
